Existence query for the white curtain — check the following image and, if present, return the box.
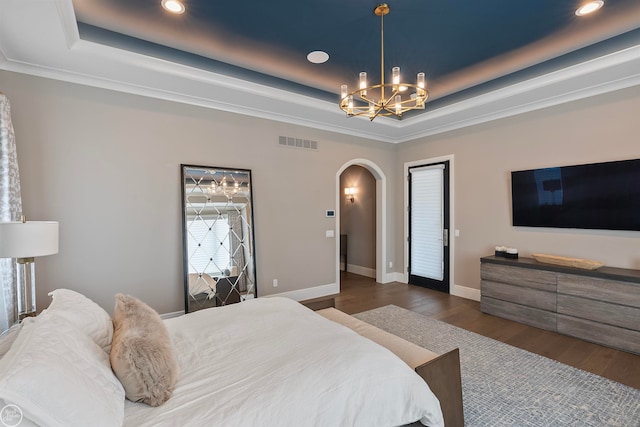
[0,93,23,330]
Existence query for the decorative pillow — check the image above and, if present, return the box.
[45,289,113,353]
[0,313,125,427]
[110,294,178,406]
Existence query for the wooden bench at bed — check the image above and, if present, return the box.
[310,304,464,427]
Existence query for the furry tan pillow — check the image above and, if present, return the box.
[110,294,178,406]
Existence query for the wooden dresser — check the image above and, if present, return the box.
[480,256,640,355]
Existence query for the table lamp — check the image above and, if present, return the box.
[0,216,58,319]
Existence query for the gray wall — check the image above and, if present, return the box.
[3,69,639,313]
[0,70,397,314]
[397,86,640,291]
[340,165,376,272]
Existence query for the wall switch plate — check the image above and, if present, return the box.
[326,230,335,238]
[454,229,460,237]
[272,279,278,287]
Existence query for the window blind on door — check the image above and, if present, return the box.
[410,165,444,281]
[187,214,231,275]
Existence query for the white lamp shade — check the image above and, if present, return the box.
[0,221,59,258]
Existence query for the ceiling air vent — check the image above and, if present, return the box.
[279,136,318,151]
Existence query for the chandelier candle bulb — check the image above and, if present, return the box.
[395,95,402,115]
[392,67,400,86]
[359,72,367,96]
[416,72,427,108]
[347,95,354,115]
[340,85,348,106]
[417,73,426,95]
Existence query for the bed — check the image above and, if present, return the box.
[0,290,460,427]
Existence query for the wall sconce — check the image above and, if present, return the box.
[344,187,356,203]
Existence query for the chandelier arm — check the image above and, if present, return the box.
[382,87,399,107]
[359,93,376,104]
[346,109,398,118]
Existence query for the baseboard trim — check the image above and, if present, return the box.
[347,264,376,279]
[451,284,481,301]
[383,275,479,301]
[159,283,478,316]
[383,272,405,283]
[266,282,339,302]
[159,284,340,317]
[160,310,184,320]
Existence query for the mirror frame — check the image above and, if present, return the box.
[180,164,257,313]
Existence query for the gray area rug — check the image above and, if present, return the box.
[354,305,640,427]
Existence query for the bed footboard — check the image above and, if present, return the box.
[414,348,464,427]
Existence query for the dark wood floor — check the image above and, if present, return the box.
[335,272,640,390]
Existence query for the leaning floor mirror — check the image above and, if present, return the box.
[181,165,257,313]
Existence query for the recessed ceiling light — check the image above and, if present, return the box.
[162,0,185,14]
[575,1,604,16]
[307,51,329,64]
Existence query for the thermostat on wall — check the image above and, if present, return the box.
[326,210,335,218]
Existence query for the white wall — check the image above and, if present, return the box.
[397,85,640,291]
[0,70,398,314]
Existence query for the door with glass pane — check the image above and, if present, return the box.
[408,161,450,293]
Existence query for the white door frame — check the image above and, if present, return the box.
[336,159,388,288]
[403,155,455,291]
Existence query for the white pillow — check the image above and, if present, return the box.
[0,312,125,427]
[45,289,113,353]
[0,320,27,359]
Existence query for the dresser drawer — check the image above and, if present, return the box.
[557,274,640,308]
[557,314,640,354]
[481,296,556,331]
[482,280,556,312]
[557,294,640,331]
[481,263,556,292]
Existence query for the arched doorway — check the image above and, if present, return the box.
[335,159,387,289]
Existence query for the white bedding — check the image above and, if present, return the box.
[123,297,443,427]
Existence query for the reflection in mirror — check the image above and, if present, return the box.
[181,165,257,313]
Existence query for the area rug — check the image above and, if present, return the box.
[354,305,640,427]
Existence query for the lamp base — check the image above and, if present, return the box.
[16,258,36,317]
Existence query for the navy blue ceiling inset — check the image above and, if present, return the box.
[72,0,640,113]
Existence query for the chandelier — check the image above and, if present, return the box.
[207,176,244,200]
[339,4,428,121]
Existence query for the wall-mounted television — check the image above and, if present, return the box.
[511,158,640,231]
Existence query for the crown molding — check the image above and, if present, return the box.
[1,0,639,144]
[395,44,640,142]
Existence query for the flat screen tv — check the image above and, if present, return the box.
[511,158,640,231]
